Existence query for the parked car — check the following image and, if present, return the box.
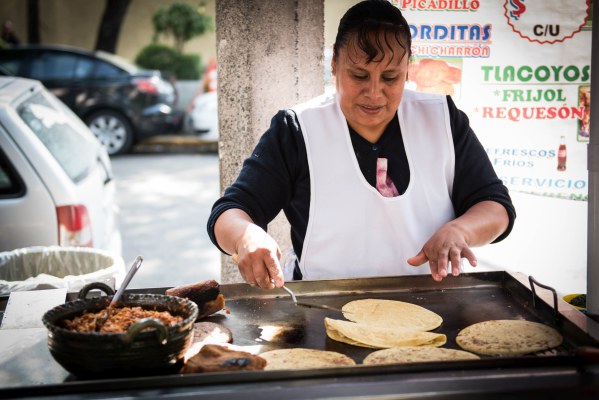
[0,76,122,255]
[0,45,182,155]
[183,57,218,140]
[184,91,218,140]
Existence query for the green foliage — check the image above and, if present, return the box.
[135,44,179,72]
[152,2,213,52]
[135,43,201,80]
[176,53,202,80]
[135,2,212,80]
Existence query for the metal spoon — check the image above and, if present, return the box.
[97,255,143,329]
[110,255,144,307]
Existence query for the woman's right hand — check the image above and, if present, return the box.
[234,223,284,289]
[214,208,285,290]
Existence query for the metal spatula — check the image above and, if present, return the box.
[281,285,347,313]
[231,254,345,313]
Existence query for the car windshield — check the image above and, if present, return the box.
[17,91,100,182]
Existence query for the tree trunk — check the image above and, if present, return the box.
[95,0,131,53]
[27,0,39,44]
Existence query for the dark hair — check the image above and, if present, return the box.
[333,0,412,65]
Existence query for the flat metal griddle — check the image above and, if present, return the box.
[210,272,588,362]
[1,271,599,399]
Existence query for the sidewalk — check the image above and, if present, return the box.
[134,135,218,154]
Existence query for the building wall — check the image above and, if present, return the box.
[0,0,27,44]
[1,0,360,67]
[325,0,360,48]
[0,0,217,66]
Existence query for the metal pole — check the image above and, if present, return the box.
[587,17,599,316]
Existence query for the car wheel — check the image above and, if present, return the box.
[86,110,134,155]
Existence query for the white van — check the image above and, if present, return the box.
[0,76,122,255]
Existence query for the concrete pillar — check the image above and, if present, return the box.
[216,0,325,283]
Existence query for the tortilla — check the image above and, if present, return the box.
[342,299,442,331]
[363,346,479,365]
[456,320,563,355]
[260,348,356,370]
[324,317,446,349]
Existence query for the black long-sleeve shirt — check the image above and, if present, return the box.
[207,96,516,274]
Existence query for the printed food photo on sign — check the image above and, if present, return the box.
[408,58,462,97]
[578,85,590,141]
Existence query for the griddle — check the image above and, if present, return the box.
[1,271,599,399]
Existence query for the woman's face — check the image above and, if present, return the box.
[332,35,409,142]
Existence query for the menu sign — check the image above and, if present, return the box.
[395,0,592,201]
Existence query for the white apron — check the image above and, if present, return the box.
[292,90,456,280]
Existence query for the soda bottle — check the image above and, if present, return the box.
[557,135,567,171]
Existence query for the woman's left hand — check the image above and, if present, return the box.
[407,201,509,281]
[407,221,477,281]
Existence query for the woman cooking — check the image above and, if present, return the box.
[207,0,516,289]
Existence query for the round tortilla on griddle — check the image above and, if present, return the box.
[324,318,446,349]
[456,320,563,355]
[259,348,355,370]
[342,299,442,331]
[363,346,479,365]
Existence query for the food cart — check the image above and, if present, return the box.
[0,3,597,399]
[1,272,599,399]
